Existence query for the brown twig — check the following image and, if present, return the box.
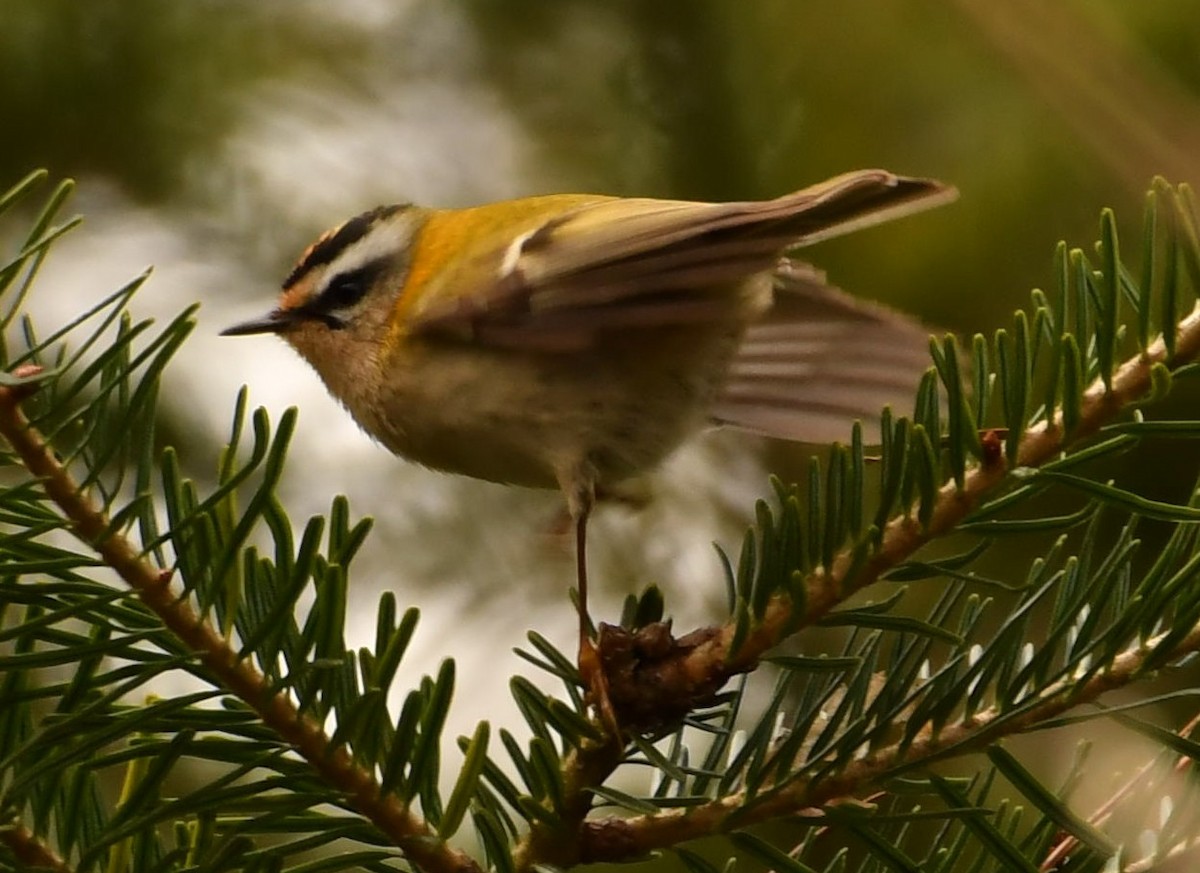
[0,373,480,873]
[1040,712,1200,871]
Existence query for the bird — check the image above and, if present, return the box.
[222,169,954,733]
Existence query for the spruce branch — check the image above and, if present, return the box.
[0,371,480,873]
[579,619,1200,864]
[512,741,624,869]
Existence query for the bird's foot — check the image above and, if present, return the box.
[579,634,621,740]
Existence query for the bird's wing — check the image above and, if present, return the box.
[407,170,953,351]
[710,260,934,444]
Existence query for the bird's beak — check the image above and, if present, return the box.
[220,309,297,336]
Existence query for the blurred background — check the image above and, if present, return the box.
[3,0,1200,851]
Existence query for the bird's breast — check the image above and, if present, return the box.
[358,325,745,490]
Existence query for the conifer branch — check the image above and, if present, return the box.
[513,740,625,870]
[579,620,1200,864]
[0,370,480,873]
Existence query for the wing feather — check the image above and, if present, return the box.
[710,262,934,443]
[411,170,953,347]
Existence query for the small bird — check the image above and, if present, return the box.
[222,169,953,731]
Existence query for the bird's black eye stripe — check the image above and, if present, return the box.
[316,258,388,313]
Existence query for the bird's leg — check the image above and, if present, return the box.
[561,469,619,738]
[574,501,592,650]
[574,506,620,738]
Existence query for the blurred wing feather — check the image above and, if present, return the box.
[710,262,934,444]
